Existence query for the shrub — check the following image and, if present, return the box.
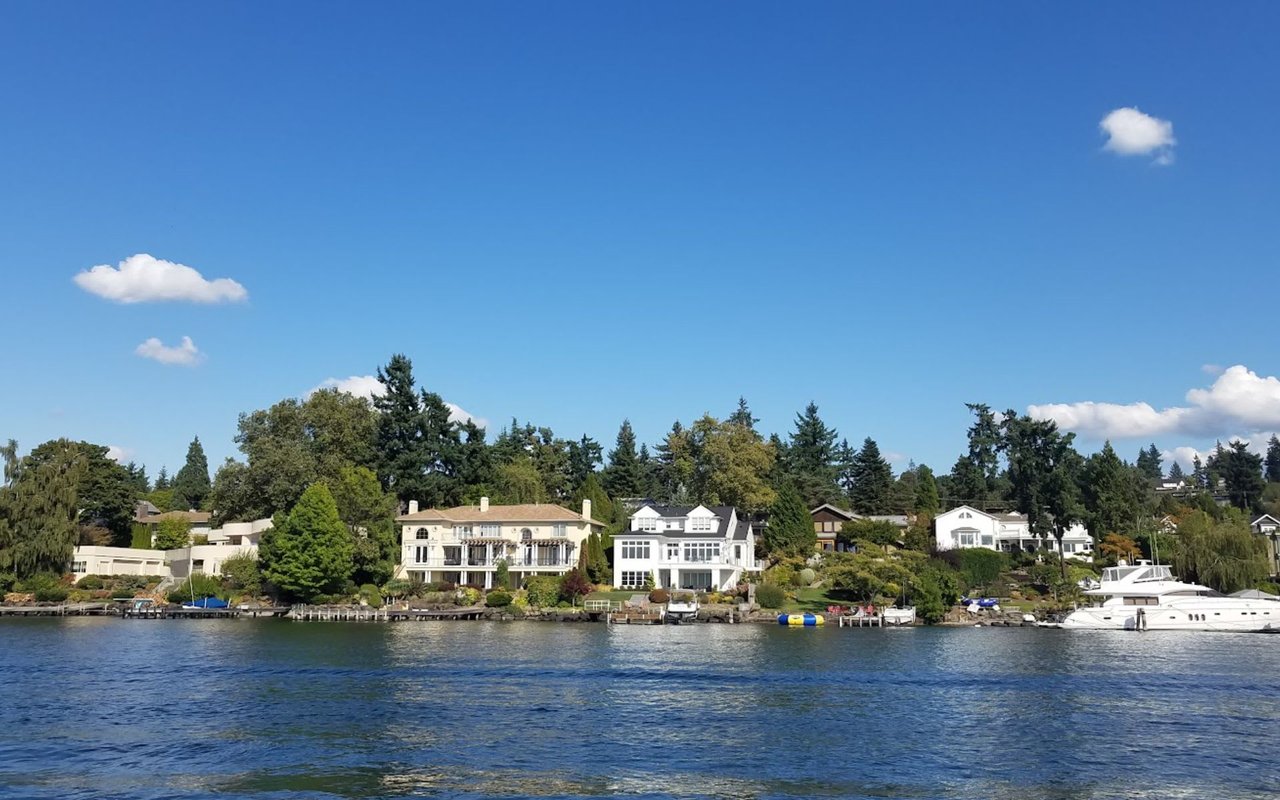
[310,594,335,605]
[76,575,105,590]
[556,600,571,609]
[914,574,946,624]
[756,583,786,609]
[486,589,513,608]
[167,573,224,604]
[942,548,1008,592]
[494,559,510,590]
[511,590,529,611]
[131,524,152,549]
[154,517,192,550]
[0,573,13,593]
[457,586,482,606]
[798,568,816,586]
[358,583,383,607]
[559,569,592,606]
[28,574,70,603]
[383,579,411,600]
[525,576,561,608]
[648,588,670,604]
[221,553,261,596]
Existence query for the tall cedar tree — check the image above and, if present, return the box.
[373,354,461,508]
[765,483,814,556]
[728,397,759,430]
[0,440,85,579]
[602,420,644,499]
[785,402,841,506]
[654,422,694,503]
[1080,442,1141,539]
[1135,444,1164,481]
[566,435,602,494]
[172,436,211,511]
[848,438,894,514]
[259,482,354,601]
[1266,435,1280,483]
[1168,461,1186,482]
[1001,413,1084,576]
[153,467,170,491]
[914,464,940,515]
[1211,441,1265,511]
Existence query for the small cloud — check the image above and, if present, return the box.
[884,451,908,464]
[1201,364,1224,376]
[106,445,132,463]
[75,253,248,304]
[1163,445,1205,471]
[313,375,487,429]
[314,375,386,400]
[135,336,203,366]
[1099,107,1176,165]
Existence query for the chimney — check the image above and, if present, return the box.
[582,498,592,521]
[480,496,490,513]
[408,500,419,515]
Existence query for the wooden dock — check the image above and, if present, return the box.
[288,604,488,622]
[837,612,884,627]
[607,609,664,624]
[123,607,240,619]
[0,603,112,617]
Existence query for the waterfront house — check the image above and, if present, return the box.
[612,503,757,591]
[933,505,1093,560]
[70,518,271,581]
[809,503,910,552]
[396,497,605,589]
[1252,515,1280,577]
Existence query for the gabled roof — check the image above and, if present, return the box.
[397,503,605,527]
[1251,514,1280,526]
[809,503,857,520]
[732,520,751,541]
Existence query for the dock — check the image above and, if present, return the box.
[0,603,113,617]
[837,612,884,627]
[123,606,241,619]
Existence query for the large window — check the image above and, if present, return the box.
[637,518,658,532]
[414,546,430,564]
[666,543,680,561]
[955,529,978,548]
[619,571,648,589]
[619,541,651,560]
[480,523,500,538]
[980,534,995,548]
[71,560,87,574]
[683,542,721,563]
[552,523,567,537]
[453,525,473,539]
[689,517,714,532]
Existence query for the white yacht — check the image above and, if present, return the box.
[1060,560,1280,632]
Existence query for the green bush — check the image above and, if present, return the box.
[358,583,383,607]
[756,583,786,609]
[486,589,513,607]
[494,559,510,590]
[914,574,946,624]
[76,575,105,590]
[130,524,152,549]
[0,573,13,593]
[167,573,224,604]
[798,568,816,586]
[525,576,561,608]
[457,586,482,606]
[220,553,261,596]
[35,583,70,603]
[945,548,1008,592]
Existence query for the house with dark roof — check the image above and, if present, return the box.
[612,503,757,591]
[1252,515,1280,576]
[396,497,605,589]
[809,503,910,552]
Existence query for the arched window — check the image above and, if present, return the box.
[521,528,533,541]
[416,527,430,540]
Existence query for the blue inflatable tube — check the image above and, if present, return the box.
[777,613,825,626]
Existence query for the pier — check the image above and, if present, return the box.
[837,612,884,627]
[0,603,112,617]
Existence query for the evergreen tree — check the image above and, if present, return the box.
[688,415,777,512]
[171,436,211,511]
[964,403,1003,494]
[1266,435,1280,483]
[636,443,661,498]
[259,482,354,601]
[1168,461,1186,482]
[764,483,813,556]
[602,420,644,499]
[914,464,940,515]
[728,396,759,431]
[26,440,137,546]
[848,438,894,514]
[1136,444,1164,481]
[125,462,150,494]
[566,434,603,493]
[1215,441,1265,512]
[1001,412,1084,576]
[1191,455,1206,489]
[154,467,170,491]
[455,420,494,500]
[654,421,694,503]
[784,402,841,506]
[373,354,460,507]
[1080,441,1141,539]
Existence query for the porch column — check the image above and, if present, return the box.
[670,568,680,590]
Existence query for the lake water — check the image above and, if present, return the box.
[1,619,1278,800]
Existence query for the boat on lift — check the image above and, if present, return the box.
[1059,560,1279,632]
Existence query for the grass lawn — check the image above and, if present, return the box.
[780,587,863,614]
[585,589,639,603]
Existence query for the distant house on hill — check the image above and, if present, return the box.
[933,505,1093,561]
[809,504,910,552]
[1252,515,1280,577]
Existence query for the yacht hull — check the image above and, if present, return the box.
[1062,602,1279,632]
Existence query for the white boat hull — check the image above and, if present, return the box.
[1062,599,1280,632]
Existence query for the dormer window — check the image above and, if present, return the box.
[638,518,657,532]
[689,517,714,532]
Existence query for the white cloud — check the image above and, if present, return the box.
[1029,365,1280,440]
[106,445,133,463]
[312,375,488,429]
[135,335,202,366]
[74,253,248,304]
[1099,107,1176,164]
[1201,364,1224,376]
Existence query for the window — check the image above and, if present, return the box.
[666,543,680,561]
[689,517,714,532]
[192,559,205,573]
[960,512,972,519]
[638,518,658,532]
[956,530,977,548]
[480,523,500,538]
[619,541,651,560]
[415,528,430,540]
[683,542,721,563]
[552,523,567,537]
[454,525,473,538]
[71,560,87,573]
[735,545,742,560]
[414,546,430,564]
[619,571,648,589]
[980,534,994,548]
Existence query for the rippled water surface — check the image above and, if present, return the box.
[2,619,1278,799]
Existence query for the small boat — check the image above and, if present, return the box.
[183,596,229,610]
[882,606,916,626]
[664,597,699,624]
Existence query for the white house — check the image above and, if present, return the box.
[1252,515,1280,577]
[934,505,1093,560]
[613,504,757,592]
[396,497,605,589]
[70,518,271,581]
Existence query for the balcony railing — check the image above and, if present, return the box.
[406,554,571,568]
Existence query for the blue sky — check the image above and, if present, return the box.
[3,2,1279,478]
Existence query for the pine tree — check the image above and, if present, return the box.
[914,464,940,515]
[848,438,894,514]
[602,420,644,499]
[654,421,693,503]
[1265,435,1280,483]
[171,437,211,511]
[1136,444,1164,481]
[259,482,354,601]
[764,483,813,556]
[1081,442,1142,539]
[153,467,170,490]
[784,402,841,506]
[373,354,461,507]
[728,397,759,431]
[1217,441,1265,511]
[1168,460,1186,482]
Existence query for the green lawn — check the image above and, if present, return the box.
[585,589,640,602]
[780,587,862,614]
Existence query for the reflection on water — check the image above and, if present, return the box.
[1,619,1278,799]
